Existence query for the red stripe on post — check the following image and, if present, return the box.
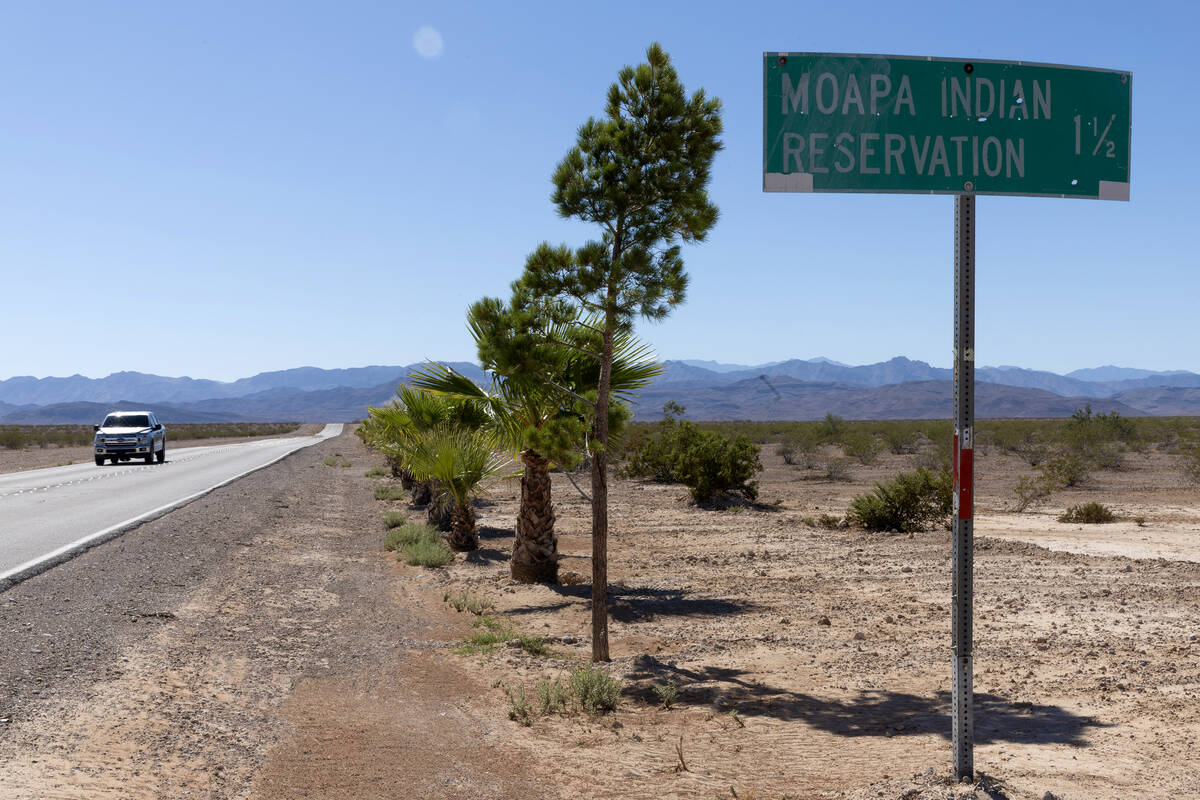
[958,448,973,520]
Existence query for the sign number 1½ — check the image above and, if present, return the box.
[1075,114,1117,158]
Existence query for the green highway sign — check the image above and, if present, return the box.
[764,53,1131,199]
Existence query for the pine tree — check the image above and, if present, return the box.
[518,43,722,661]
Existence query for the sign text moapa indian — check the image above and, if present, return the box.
[763,53,1131,199]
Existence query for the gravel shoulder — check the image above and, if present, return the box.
[0,429,543,799]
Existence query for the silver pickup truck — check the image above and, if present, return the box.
[93,410,167,466]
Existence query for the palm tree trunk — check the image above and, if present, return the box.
[511,449,558,583]
[426,481,453,531]
[447,503,478,551]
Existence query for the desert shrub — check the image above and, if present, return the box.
[460,617,515,652]
[403,536,455,567]
[1013,474,1056,512]
[653,681,679,709]
[388,522,452,566]
[364,466,387,477]
[1058,502,1116,524]
[840,430,882,465]
[1041,454,1090,487]
[823,457,852,482]
[381,511,406,530]
[506,686,532,726]
[0,429,26,449]
[443,590,494,615]
[1183,444,1200,484]
[569,665,622,713]
[881,425,920,455]
[374,485,408,501]
[820,413,846,438]
[815,513,846,529]
[776,427,822,467]
[1060,406,1138,471]
[385,522,433,550]
[846,467,953,533]
[537,678,570,715]
[1014,439,1051,467]
[622,404,761,503]
[459,617,546,656]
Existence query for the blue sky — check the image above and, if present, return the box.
[1,0,1195,381]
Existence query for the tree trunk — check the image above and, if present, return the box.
[590,310,615,662]
[425,481,453,531]
[446,503,478,551]
[387,456,400,479]
[398,467,415,491]
[410,479,432,506]
[511,449,558,583]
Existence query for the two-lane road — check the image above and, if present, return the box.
[0,424,343,589]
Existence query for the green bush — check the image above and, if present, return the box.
[1013,473,1055,512]
[385,522,431,550]
[840,430,882,465]
[847,467,953,532]
[364,466,388,477]
[403,536,455,567]
[653,681,679,709]
[820,413,846,438]
[622,404,762,503]
[1058,502,1116,524]
[0,429,26,449]
[569,665,622,713]
[374,485,408,501]
[387,522,453,566]
[537,678,571,715]
[1183,445,1200,484]
[881,425,920,455]
[381,511,406,530]
[823,457,852,482]
[1041,454,1090,487]
[506,686,532,726]
[776,427,822,467]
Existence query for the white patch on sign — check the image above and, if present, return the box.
[1099,180,1130,201]
[764,172,814,192]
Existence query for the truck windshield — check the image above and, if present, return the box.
[102,414,150,428]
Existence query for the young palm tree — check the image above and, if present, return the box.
[405,426,508,551]
[412,307,660,582]
[363,386,488,516]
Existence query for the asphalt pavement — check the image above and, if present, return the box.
[0,424,343,588]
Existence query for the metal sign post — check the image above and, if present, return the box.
[952,192,975,780]
[762,51,1131,782]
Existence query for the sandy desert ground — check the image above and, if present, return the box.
[419,438,1200,799]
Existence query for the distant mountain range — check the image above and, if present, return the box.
[0,357,1197,424]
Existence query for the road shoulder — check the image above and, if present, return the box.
[0,430,543,799]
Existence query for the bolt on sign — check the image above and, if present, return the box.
[763,53,1131,199]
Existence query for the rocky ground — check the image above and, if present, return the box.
[1,429,1197,798]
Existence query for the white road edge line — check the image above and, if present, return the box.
[0,427,340,593]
